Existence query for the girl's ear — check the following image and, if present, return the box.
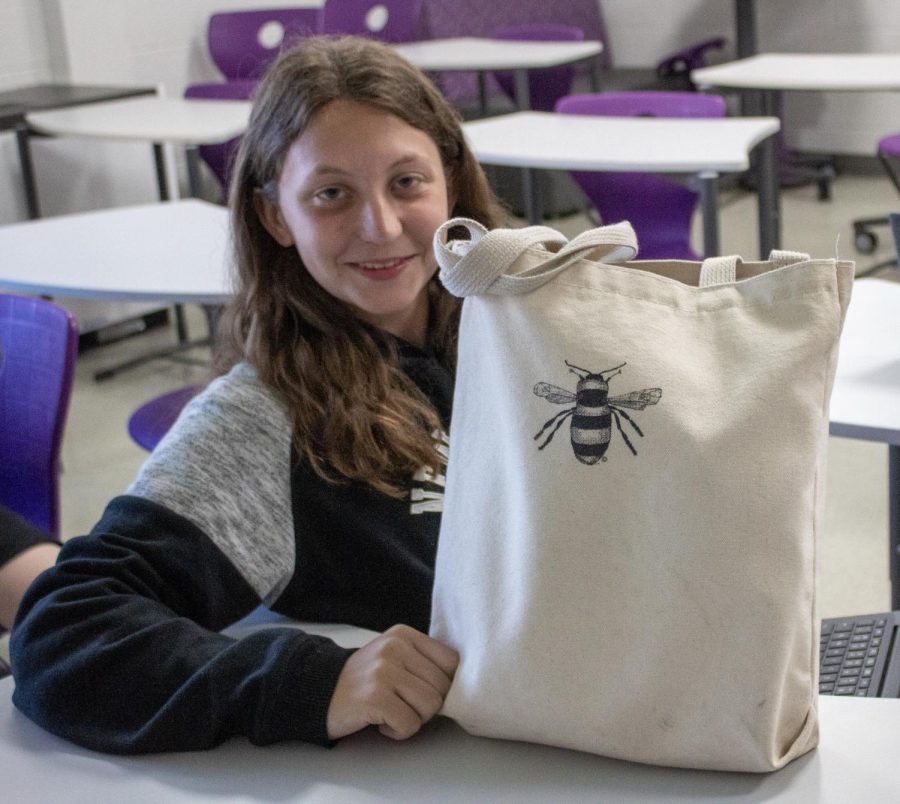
[253,191,295,247]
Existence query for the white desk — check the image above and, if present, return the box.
[692,53,900,252]
[0,200,231,304]
[23,95,252,213]
[829,278,900,608]
[461,111,781,257]
[1,618,899,803]
[692,54,900,93]
[0,200,231,378]
[395,37,603,110]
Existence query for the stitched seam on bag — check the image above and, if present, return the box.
[547,282,839,313]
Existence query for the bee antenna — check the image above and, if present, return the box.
[600,362,627,378]
[564,359,589,378]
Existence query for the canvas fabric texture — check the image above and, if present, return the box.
[429,218,854,772]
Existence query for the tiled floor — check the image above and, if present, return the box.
[56,172,899,620]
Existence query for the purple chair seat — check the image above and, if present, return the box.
[555,92,727,261]
[128,385,200,452]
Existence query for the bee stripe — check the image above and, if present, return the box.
[573,442,609,457]
[578,389,607,406]
[572,413,611,429]
[572,426,611,445]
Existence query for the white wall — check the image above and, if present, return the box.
[1,0,900,227]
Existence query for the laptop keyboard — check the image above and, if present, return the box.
[819,615,891,696]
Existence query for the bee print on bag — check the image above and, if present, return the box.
[533,361,662,464]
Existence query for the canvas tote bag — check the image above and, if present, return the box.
[429,217,854,772]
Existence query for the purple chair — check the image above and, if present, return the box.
[0,294,78,537]
[852,134,900,274]
[555,92,727,261]
[128,385,201,452]
[207,8,319,81]
[184,81,257,201]
[492,24,584,112]
[318,0,425,42]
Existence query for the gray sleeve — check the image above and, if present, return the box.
[127,363,295,603]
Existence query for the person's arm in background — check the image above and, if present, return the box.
[0,543,60,631]
[0,505,60,631]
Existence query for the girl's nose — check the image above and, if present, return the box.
[360,195,403,242]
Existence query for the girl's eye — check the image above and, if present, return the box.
[312,186,346,204]
[394,174,424,192]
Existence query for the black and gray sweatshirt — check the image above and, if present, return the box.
[10,342,452,754]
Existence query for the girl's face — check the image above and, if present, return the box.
[257,99,453,347]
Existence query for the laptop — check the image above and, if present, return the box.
[819,611,900,697]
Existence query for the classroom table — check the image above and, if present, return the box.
[22,95,252,215]
[829,278,900,610]
[461,110,781,258]
[394,37,603,111]
[0,199,231,379]
[1,617,899,803]
[0,82,156,220]
[692,53,900,250]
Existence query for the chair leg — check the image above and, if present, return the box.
[852,218,889,254]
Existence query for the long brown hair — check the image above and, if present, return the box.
[217,35,507,497]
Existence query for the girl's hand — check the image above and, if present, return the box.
[325,624,459,740]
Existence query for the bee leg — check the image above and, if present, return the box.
[611,405,644,437]
[534,407,574,441]
[610,408,638,456]
[536,409,574,450]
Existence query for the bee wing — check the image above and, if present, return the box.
[608,388,662,410]
[533,382,576,404]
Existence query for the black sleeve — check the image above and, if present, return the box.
[9,496,354,754]
[0,504,57,567]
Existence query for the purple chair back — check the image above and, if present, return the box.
[128,385,200,452]
[492,24,584,112]
[184,81,257,201]
[318,0,425,43]
[555,92,727,260]
[207,8,319,81]
[0,294,78,537]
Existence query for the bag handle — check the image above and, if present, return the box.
[434,218,638,297]
[698,249,812,287]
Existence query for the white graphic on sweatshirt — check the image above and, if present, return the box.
[409,429,448,514]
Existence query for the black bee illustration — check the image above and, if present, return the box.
[533,360,662,464]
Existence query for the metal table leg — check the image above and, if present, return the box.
[735,0,758,59]
[754,90,781,256]
[15,124,41,219]
[522,168,543,226]
[152,142,170,201]
[697,172,721,257]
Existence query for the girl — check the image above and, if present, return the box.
[11,36,506,753]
